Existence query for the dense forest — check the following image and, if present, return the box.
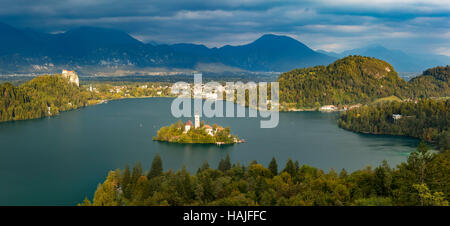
[82,143,449,206]
[153,120,239,144]
[278,56,449,109]
[0,74,93,122]
[339,99,449,151]
[408,66,449,98]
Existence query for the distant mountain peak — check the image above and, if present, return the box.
[253,34,305,45]
[61,26,142,45]
[53,26,142,56]
[257,34,290,40]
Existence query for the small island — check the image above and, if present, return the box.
[153,114,243,145]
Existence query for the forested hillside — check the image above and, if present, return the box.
[83,145,450,206]
[278,56,449,109]
[408,66,449,98]
[0,74,92,122]
[278,56,409,109]
[339,99,449,151]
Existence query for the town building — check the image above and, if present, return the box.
[215,126,224,134]
[320,105,338,111]
[185,120,192,132]
[392,114,402,120]
[203,125,213,136]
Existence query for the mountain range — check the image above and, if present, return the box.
[318,44,450,72]
[0,22,448,76]
[0,22,335,75]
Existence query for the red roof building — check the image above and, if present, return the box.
[216,126,224,131]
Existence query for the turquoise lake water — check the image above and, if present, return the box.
[0,98,419,205]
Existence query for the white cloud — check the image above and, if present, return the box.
[302,24,369,33]
[175,10,233,20]
[316,0,450,10]
[314,43,346,52]
[434,47,450,57]
[382,31,415,38]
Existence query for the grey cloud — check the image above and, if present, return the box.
[0,0,448,55]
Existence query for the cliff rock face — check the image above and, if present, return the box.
[62,70,79,87]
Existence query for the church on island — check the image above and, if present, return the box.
[153,113,243,145]
[184,114,224,136]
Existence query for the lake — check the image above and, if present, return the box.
[0,98,419,205]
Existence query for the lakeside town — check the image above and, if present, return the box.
[59,69,436,117]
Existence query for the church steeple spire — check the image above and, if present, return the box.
[194,113,200,128]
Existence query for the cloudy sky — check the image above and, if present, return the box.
[0,0,449,55]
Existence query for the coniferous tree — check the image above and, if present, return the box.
[131,162,143,184]
[180,166,195,201]
[224,155,231,171]
[197,162,210,173]
[217,159,225,172]
[217,155,231,172]
[268,157,278,176]
[121,164,132,198]
[294,160,300,173]
[339,168,348,178]
[283,158,296,176]
[374,160,392,196]
[147,154,163,179]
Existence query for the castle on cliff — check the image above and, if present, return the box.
[62,70,80,87]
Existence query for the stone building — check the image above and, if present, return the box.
[62,70,80,87]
